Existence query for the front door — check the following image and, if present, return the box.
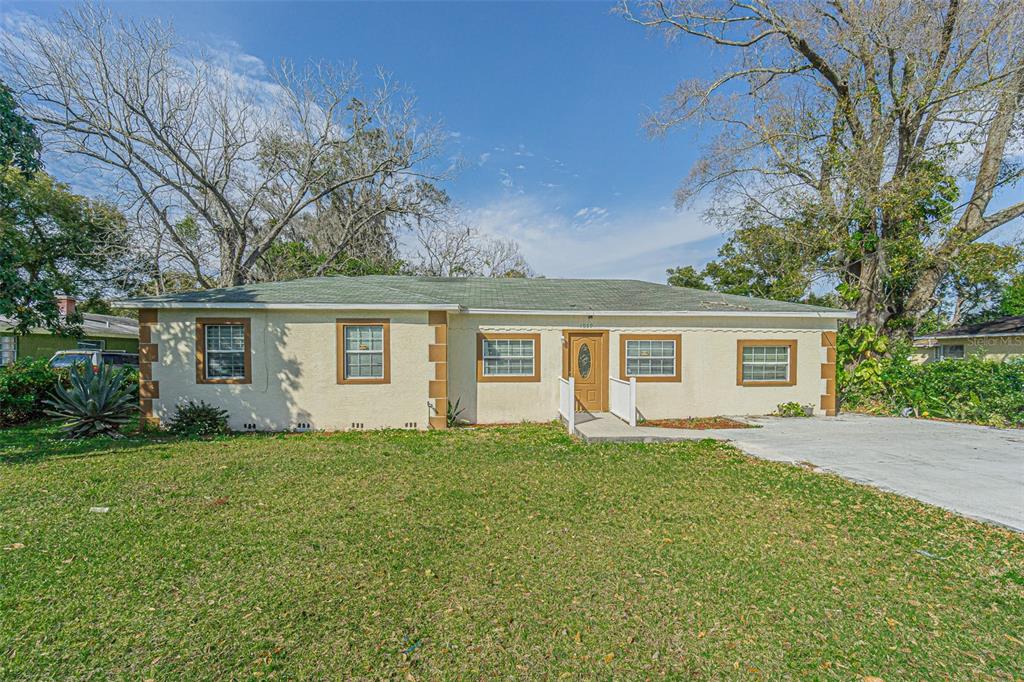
[568,332,606,412]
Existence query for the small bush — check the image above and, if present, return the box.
[447,397,465,427]
[167,400,230,436]
[0,359,64,425]
[838,324,1024,426]
[45,363,137,438]
[775,401,812,417]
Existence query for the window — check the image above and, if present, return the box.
[196,318,251,384]
[620,334,681,382]
[737,340,797,386]
[477,333,540,382]
[77,339,105,350]
[934,344,965,361]
[0,336,15,366]
[336,319,390,384]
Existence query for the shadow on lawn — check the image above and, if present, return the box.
[0,421,177,465]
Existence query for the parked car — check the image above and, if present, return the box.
[48,350,140,371]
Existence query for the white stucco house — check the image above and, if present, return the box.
[124,276,855,431]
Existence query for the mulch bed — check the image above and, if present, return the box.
[641,416,754,429]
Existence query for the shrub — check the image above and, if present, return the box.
[447,397,465,428]
[167,400,230,436]
[45,363,137,438]
[775,401,812,417]
[837,325,1024,427]
[0,359,63,425]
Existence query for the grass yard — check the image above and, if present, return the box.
[1,423,1022,679]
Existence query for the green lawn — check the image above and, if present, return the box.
[1,423,1021,679]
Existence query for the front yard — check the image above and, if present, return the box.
[1,423,1021,678]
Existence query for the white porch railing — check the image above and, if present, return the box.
[609,376,637,427]
[558,376,575,435]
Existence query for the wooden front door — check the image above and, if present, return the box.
[568,332,606,412]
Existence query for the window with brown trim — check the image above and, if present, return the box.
[336,319,391,385]
[736,339,797,386]
[196,318,252,384]
[619,333,681,382]
[477,332,540,382]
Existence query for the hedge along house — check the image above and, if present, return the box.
[123,276,856,431]
[0,297,139,366]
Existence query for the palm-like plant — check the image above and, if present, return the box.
[45,363,137,438]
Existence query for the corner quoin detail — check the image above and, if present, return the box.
[820,331,837,416]
[138,308,160,426]
[427,310,448,429]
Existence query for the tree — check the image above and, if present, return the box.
[412,224,534,278]
[2,4,449,288]
[0,166,129,334]
[940,242,1021,324]
[624,0,1024,332]
[665,265,708,289]
[0,79,41,174]
[999,275,1024,316]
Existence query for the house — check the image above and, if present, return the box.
[0,297,139,366]
[912,316,1024,363]
[122,276,856,431]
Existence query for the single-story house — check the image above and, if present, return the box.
[122,276,856,431]
[0,297,139,366]
[912,316,1024,363]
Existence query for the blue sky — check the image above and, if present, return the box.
[4,1,726,282]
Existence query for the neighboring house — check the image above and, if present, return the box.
[0,297,139,366]
[123,276,855,431]
[912,316,1024,363]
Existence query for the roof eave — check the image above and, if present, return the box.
[915,331,1024,341]
[116,301,461,311]
[459,308,857,318]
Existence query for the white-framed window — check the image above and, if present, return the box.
[0,336,16,366]
[205,324,247,379]
[77,339,105,350]
[739,342,795,384]
[482,337,536,376]
[343,325,385,380]
[625,339,676,377]
[934,344,965,361]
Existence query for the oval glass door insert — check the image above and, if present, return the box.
[577,343,592,379]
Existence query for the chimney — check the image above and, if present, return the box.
[56,295,77,318]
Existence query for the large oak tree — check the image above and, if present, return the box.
[626,0,1024,331]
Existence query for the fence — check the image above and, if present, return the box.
[609,376,637,427]
[558,376,575,435]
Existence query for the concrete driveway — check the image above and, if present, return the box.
[719,414,1024,532]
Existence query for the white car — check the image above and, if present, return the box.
[48,350,139,371]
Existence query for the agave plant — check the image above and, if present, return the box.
[45,363,137,438]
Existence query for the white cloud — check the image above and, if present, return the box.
[462,195,721,281]
[478,152,491,165]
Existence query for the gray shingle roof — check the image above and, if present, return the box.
[917,316,1024,339]
[125,275,852,316]
[0,313,138,337]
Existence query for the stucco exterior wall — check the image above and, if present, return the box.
[912,337,1024,363]
[448,313,836,423]
[149,309,434,431]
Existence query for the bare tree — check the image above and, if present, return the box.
[412,223,533,278]
[1,4,448,288]
[623,0,1024,330]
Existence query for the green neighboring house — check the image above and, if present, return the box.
[0,298,139,366]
